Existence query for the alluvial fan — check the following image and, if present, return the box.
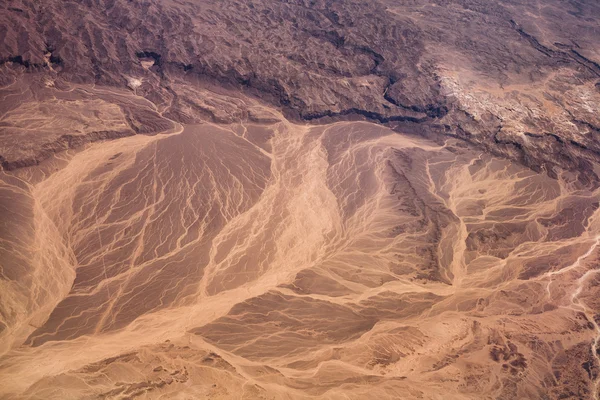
[1,0,600,399]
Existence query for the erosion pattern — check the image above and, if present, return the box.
[1,0,600,399]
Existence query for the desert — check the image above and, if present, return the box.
[1,0,600,399]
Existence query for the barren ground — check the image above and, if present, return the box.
[1,0,600,399]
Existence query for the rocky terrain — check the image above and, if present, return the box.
[1,0,600,399]
[2,0,600,179]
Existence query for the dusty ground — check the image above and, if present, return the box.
[2,104,600,398]
[1,0,600,399]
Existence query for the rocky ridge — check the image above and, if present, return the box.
[1,0,600,185]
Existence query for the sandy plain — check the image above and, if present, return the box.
[1,88,600,398]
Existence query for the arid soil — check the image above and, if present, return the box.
[1,0,600,399]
